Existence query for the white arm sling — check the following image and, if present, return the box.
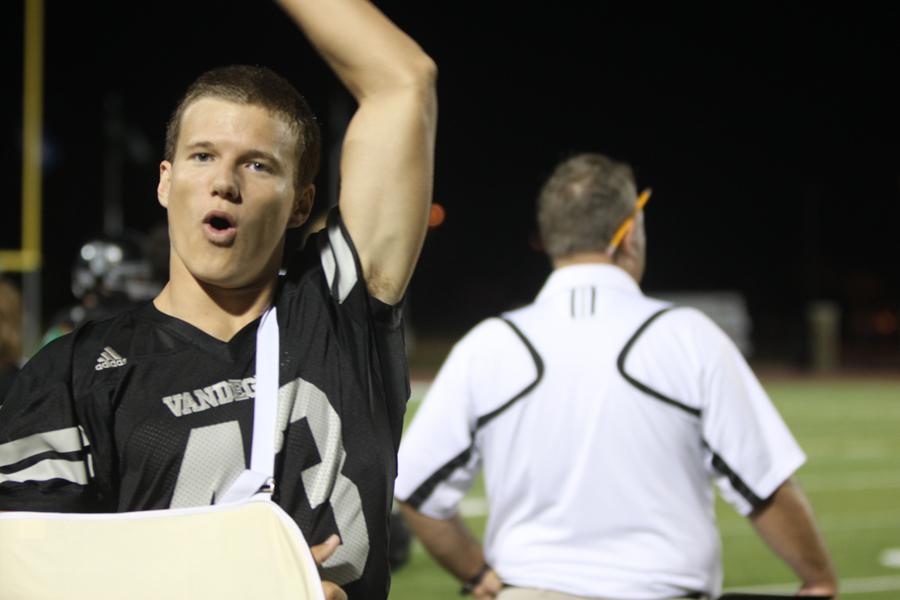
[0,307,326,600]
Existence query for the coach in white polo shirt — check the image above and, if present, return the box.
[395,154,837,600]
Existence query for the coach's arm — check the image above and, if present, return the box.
[749,478,838,597]
[400,503,503,599]
[277,0,438,306]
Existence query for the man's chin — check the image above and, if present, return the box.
[184,263,260,291]
[195,272,258,291]
[175,252,279,293]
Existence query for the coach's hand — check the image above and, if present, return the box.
[312,534,348,600]
[472,569,503,600]
[798,581,839,598]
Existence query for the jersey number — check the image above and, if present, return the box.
[171,378,368,585]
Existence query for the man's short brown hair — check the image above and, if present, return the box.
[165,65,321,189]
[537,153,637,260]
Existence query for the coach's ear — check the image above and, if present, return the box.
[158,161,172,209]
[288,184,315,228]
[622,211,646,256]
[616,214,647,283]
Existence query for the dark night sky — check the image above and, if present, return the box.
[2,2,899,361]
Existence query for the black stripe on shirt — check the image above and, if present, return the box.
[0,449,87,475]
[705,442,766,509]
[404,446,474,510]
[616,306,701,418]
[475,318,544,428]
[405,318,544,510]
[619,308,767,511]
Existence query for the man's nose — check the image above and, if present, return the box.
[211,166,241,202]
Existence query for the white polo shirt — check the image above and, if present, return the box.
[395,264,805,599]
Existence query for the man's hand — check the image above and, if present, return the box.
[798,581,839,598]
[311,534,348,600]
[471,569,503,600]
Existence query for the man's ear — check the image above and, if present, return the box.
[620,223,637,257]
[288,184,316,228]
[620,211,646,257]
[158,161,172,209]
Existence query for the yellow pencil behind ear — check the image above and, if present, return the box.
[607,188,652,256]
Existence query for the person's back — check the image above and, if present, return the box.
[397,153,836,600]
[402,264,804,597]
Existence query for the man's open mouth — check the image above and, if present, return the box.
[204,211,236,231]
[202,211,238,245]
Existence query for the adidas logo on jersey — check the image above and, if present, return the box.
[95,346,127,371]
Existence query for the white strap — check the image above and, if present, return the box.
[219,306,279,504]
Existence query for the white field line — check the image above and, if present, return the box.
[725,574,900,595]
[801,444,896,461]
[799,472,900,493]
[458,497,488,517]
[780,406,900,419]
[881,548,900,568]
[719,508,900,537]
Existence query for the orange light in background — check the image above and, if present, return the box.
[428,203,446,228]
[873,310,898,335]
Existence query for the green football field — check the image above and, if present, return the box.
[389,377,900,599]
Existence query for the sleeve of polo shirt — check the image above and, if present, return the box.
[693,310,806,516]
[395,325,485,519]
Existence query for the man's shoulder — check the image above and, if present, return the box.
[60,303,167,385]
[445,316,541,387]
[632,302,726,342]
[456,316,528,352]
[74,302,151,345]
[12,310,139,396]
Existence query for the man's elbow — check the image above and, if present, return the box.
[413,55,438,90]
[386,53,437,98]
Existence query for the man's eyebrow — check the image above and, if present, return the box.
[241,149,281,164]
[185,141,215,150]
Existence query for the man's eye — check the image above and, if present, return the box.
[192,152,212,162]
[248,161,269,172]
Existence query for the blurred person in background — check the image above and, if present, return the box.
[41,234,165,346]
[396,153,837,600]
[0,277,22,405]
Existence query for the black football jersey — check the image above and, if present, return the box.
[0,211,410,599]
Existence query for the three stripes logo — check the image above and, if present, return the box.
[95,346,127,371]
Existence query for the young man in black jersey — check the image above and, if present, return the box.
[0,1,436,599]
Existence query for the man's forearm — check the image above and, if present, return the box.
[750,479,838,596]
[275,0,436,99]
[400,503,487,582]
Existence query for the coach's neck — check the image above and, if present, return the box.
[553,251,643,285]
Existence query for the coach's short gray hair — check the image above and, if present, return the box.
[537,153,637,260]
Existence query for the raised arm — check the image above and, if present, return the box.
[749,478,838,597]
[277,0,438,305]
